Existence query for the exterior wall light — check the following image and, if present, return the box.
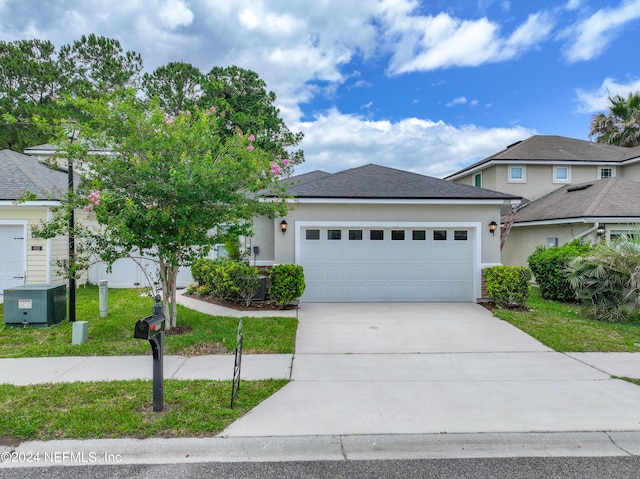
[489,221,498,235]
[280,220,288,235]
[596,226,606,236]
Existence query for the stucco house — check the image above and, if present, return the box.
[501,177,640,266]
[0,149,74,293]
[445,135,640,203]
[252,164,520,303]
[446,135,640,266]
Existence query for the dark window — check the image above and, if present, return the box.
[412,230,426,240]
[454,230,468,241]
[327,229,342,240]
[349,230,363,240]
[306,230,320,240]
[433,230,447,241]
[391,230,405,240]
[370,230,384,240]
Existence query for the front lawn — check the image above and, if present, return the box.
[0,379,287,440]
[0,286,297,357]
[492,288,640,352]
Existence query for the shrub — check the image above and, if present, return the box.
[566,237,640,322]
[230,262,261,307]
[269,264,305,307]
[485,265,532,308]
[527,240,592,302]
[190,258,238,302]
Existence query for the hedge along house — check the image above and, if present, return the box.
[0,149,82,294]
[252,164,521,303]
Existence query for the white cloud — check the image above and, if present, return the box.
[385,10,554,74]
[447,97,468,107]
[158,0,194,29]
[294,108,535,177]
[563,0,640,62]
[576,77,640,113]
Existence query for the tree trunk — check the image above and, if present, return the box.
[158,256,179,329]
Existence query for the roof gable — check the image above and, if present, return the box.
[446,135,640,179]
[283,164,519,200]
[513,177,640,223]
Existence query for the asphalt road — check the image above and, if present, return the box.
[4,457,640,479]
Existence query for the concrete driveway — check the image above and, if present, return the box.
[221,303,640,437]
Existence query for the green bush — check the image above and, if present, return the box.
[269,264,305,307]
[486,265,532,308]
[231,262,261,307]
[527,240,592,302]
[566,237,640,322]
[191,258,262,304]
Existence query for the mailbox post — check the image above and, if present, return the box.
[134,295,165,412]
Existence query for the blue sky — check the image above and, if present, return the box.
[2,0,640,177]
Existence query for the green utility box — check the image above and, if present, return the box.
[3,284,67,327]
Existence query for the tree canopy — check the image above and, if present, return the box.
[45,90,299,328]
[589,91,640,147]
[0,35,143,151]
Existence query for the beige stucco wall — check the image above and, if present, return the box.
[620,163,640,180]
[456,164,618,203]
[501,223,598,266]
[261,201,504,267]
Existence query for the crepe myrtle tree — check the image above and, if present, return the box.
[44,89,299,329]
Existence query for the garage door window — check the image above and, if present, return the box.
[349,230,363,240]
[306,230,320,240]
[454,230,468,241]
[370,230,384,240]
[391,230,405,240]
[328,229,342,240]
[433,230,447,241]
[412,230,426,240]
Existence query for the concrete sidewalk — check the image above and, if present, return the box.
[0,354,293,385]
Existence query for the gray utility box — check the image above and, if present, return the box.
[3,284,67,327]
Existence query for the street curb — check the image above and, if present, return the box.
[2,431,640,468]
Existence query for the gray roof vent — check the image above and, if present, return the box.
[567,184,593,192]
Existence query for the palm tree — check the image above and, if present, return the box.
[589,91,640,147]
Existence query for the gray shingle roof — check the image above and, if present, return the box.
[513,177,640,223]
[279,164,520,200]
[0,149,70,200]
[446,135,640,178]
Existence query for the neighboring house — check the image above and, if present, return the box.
[21,144,194,289]
[502,177,640,266]
[252,164,520,303]
[0,149,73,293]
[445,135,640,203]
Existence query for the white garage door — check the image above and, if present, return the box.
[300,226,474,302]
[0,225,26,293]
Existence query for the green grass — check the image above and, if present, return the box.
[492,288,640,352]
[0,286,297,357]
[0,379,288,440]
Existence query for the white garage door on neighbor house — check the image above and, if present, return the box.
[0,224,26,293]
[299,225,475,302]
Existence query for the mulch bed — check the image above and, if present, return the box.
[186,293,298,311]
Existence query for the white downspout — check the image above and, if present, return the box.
[575,222,599,240]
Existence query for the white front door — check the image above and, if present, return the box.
[299,226,475,302]
[0,224,26,292]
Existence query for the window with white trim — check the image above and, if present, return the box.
[598,167,615,179]
[508,165,526,183]
[553,166,570,183]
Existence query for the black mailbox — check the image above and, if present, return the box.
[134,314,165,339]
[133,295,165,411]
